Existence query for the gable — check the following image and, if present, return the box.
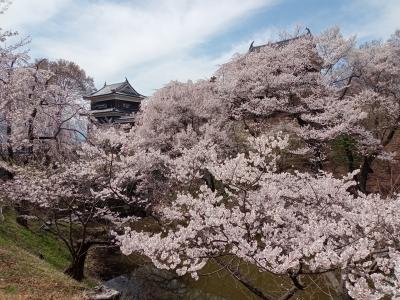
[117,82,140,96]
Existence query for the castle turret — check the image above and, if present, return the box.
[83,78,145,124]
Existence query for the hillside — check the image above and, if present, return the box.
[0,208,90,300]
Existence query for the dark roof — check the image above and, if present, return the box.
[88,79,144,98]
[249,28,312,53]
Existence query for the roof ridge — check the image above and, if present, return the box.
[120,79,144,97]
[85,79,145,98]
[114,81,129,93]
[249,29,312,52]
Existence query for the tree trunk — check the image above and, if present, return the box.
[26,107,38,155]
[204,170,216,192]
[358,156,374,194]
[6,124,13,159]
[64,242,92,281]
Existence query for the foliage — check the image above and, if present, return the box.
[331,134,361,171]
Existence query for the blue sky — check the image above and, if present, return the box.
[1,0,399,95]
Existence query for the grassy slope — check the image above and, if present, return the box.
[0,208,89,300]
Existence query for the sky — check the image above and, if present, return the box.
[1,0,399,95]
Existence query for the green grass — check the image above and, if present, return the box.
[0,243,86,299]
[0,208,71,270]
[0,207,89,299]
[3,286,17,295]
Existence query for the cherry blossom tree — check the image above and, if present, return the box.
[1,124,172,280]
[0,26,30,159]
[1,128,129,280]
[302,27,400,192]
[344,32,400,193]
[106,28,400,298]
[115,132,400,299]
[132,79,231,154]
[116,27,400,194]
[2,22,400,299]
[0,19,94,162]
[3,58,94,162]
[215,29,368,172]
[214,27,400,193]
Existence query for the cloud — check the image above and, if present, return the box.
[1,0,277,94]
[344,0,400,40]
[121,26,279,95]
[1,0,399,95]
[0,0,71,29]
[213,27,278,64]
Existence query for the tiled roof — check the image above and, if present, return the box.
[88,79,144,98]
[249,29,312,53]
[90,82,125,96]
